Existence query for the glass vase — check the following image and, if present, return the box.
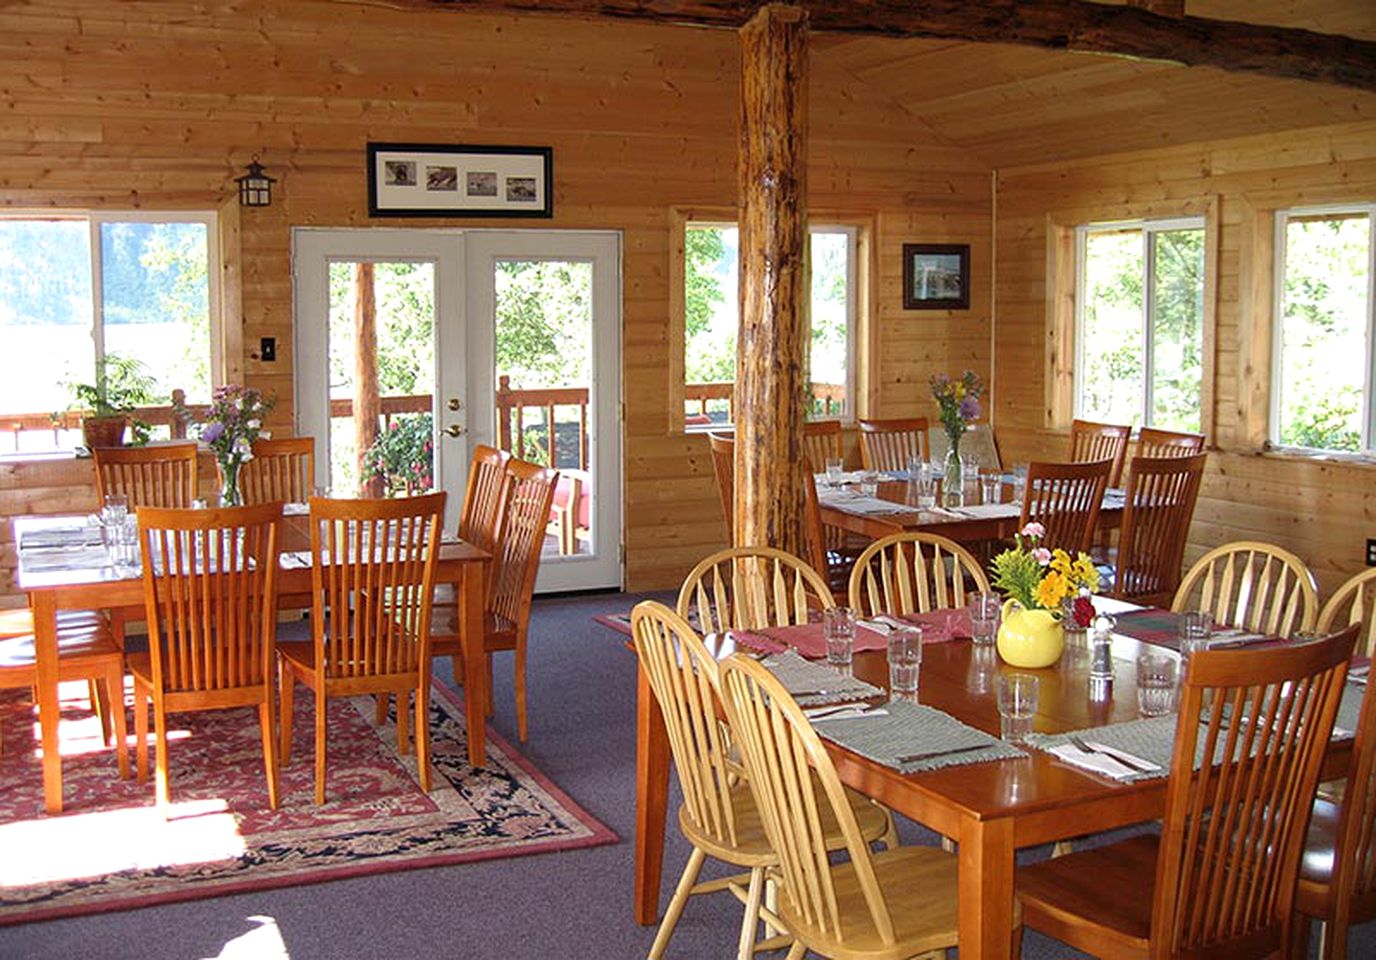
[942,436,964,507]
[219,457,243,507]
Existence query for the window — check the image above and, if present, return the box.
[1075,217,1205,432]
[0,212,215,454]
[1272,205,1374,455]
[682,222,856,425]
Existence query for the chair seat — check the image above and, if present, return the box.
[0,608,105,638]
[0,622,119,672]
[1295,796,1342,921]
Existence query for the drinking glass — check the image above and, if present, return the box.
[824,457,844,486]
[858,470,880,497]
[981,474,1001,505]
[960,455,980,504]
[997,673,1039,743]
[915,461,937,509]
[824,606,856,668]
[1011,465,1028,503]
[1136,651,1180,717]
[887,626,922,697]
[1178,611,1212,660]
[101,493,129,528]
[968,591,1001,646]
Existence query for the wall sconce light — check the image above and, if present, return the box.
[236,155,275,207]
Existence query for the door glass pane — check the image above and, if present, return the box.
[1149,228,1204,432]
[1079,229,1145,426]
[327,261,436,495]
[494,259,593,557]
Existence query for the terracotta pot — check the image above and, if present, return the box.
[82,415,128,449]
[996,599,1064,669]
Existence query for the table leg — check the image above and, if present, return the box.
[634,659,670,925]
[461,561,487,768]
[32,591,63,815]
[957,815,1016,960]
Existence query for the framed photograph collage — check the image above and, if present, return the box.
[366,142,553,218]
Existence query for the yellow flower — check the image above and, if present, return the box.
[1072,553,1101,591]
[1049,549,1074,579]
[1035,569,1070,609]
[952,382,965,401]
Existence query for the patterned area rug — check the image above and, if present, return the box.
[0,680,615,926]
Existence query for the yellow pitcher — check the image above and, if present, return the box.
[995,599,1064,668]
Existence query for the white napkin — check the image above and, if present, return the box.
[1046,741,1161,781]
[951,503,1023,519]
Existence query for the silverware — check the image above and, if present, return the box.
[803,702,869,720]
[894,743,989,765]
[1068,735,1153,773]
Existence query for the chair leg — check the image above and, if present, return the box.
[258,699,280,811]
[89,678,112,746]
[396,688,411,755]
[735,865,766,960]
[648,847,707,960]
[279,660,295,763]
[374,693,389,725]
[1011,922,1024,959]
[102,666,129,781]
[415,680,431,793]
[134,682,150,784]
[879,807,899,851]
[314,687,328,805]
[485,653,495,718]
[784,941,805,960]
[515,641,528,742]
[450,655,463,689]
[152,697,171,813]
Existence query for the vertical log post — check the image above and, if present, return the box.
[734,4,809,554]
[354,262,383,497]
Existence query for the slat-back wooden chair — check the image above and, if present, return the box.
[93,443,199,509]
[1106,453,1207,607]
[720,655,960,960]
[131,502,283,810]
[803,470,854,602]
[848,532,990,618]
[1172,541,1318,638]
[432,459,557,742]
[1068,418,1132,488]
[678,546,834,636]
[1015,626,1357,960]
[1136,426,1206,460]
[1316,567,1376,658]
[1019,458,1112,555]
[239,436,314,505]
[457,444,511,555]
[857,418,929,472]
[802,419,844,473]
[278,492,445,804]
[707,431,735,534]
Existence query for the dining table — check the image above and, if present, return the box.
[14,507,492,815]
[631,599,1357,960]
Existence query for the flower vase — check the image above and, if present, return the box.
[942,437,963,507]
[219,458,243,507]
[996,599,1065,668]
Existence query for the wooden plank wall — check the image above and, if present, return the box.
[0,0,992,602]
[993,120,1376,598]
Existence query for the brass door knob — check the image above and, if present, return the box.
[444,424,466,438]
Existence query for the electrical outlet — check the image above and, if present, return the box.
[1366,538,1376,567]
[260,336,276,362]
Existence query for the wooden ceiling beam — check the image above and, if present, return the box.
[345,0,1376,91]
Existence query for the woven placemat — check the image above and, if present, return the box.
[815,699,1025,773]
[761,650,882,706]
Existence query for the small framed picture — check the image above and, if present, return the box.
[902,243,970,310]
[367,143,553,218]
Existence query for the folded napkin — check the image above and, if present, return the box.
[950,503,1023,520]
[1043,741,1162,782]
[1026,715,1176,783]
[817,492,908,516]
[754,622,887,659]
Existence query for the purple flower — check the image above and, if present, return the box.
[958,396,981,421]
[201,421,225,444]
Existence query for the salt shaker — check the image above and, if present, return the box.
[1089,612,1115,701]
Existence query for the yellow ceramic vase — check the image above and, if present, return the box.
[995,599,1065,669]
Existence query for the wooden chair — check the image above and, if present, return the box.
[632,601,893,960]
[1019,458,1112,555]
[239,436,314,505]
[930,419,1003,472]
[848,532,990,618]
[802,419,844,472]
[708,431,735,533]
[458,444,511,554]
[92,442,199,509]
[431,460,558,742]
[1316,567,1376,658]
[1292,655,1376,959]
[678,546,834,636]
[1172,540,1318,638]
[1014,626,1358,960]
[1104,452,1206,607]
[1068,418,1132,488]
[857,417,929,472]
[278,492,445,804]
[1136,426,1206,459]
[719,655,960,960]
[131,502,283,809]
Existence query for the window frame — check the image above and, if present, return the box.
[1268,202,1376,456]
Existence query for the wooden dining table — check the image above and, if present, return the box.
[631,606,1354,960]
[14,509,492,815]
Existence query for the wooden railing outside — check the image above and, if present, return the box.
[496,375,589,471]
[684,381,846,422]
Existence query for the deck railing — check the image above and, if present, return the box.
[684,381,846,422]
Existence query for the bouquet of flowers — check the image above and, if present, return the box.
[178,384,274,506]
[990,522,1100,626]
[365,413,435,495]
[929,370,983,447]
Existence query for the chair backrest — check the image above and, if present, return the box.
[631,601,745,849]
[1068,419,1131,488]
[308,492,445,679]
[1328,657,1376,944]
[93,443,199,509]
[720,655,898,949]
[137,502,282,694]
[929,420,1002,472]
[1172,541,1318,637]
[1110,453,1206,606]
[1151,626,1357,957]
[1137,426,1206,460]
[678,546,834,635]
[1317,567,1376,658]
[239,436,314,505]
[1018,458,1112,555]
[802,419,843,472]
[488,459,559,626]
[848,532,990,617]
[458,444,511,554]
[801,470,833,584]
[857,418,930,472]
[707,432,734,533]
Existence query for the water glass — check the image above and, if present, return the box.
[981,474,1001,505]
[968,591,1001,646]
[1011,465,1028,503]
[1178,611,1212,660]
[887,626,922,697]
[824,606,856,668]
[824,457,844,486]
[858,470,880,497]
[103,514,139,570]
[1136,651,1180,717]
[997,673,1039,744]
[915,461,937,508]
[960,455,980,504]
[101,493,129,528]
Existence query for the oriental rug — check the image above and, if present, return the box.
[0,680,615,926]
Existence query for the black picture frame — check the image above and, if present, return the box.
[902,243,970,310]
[366,142,554,218]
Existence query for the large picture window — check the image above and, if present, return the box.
[1075,217,1205,432]
[0,212,215,454]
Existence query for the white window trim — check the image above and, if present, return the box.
[1269,202,1376,456]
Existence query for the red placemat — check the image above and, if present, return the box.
[752,622,889,659]
[897,608,971,643]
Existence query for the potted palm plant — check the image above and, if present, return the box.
[62,353,160,449]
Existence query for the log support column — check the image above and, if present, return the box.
[734,3,809,555]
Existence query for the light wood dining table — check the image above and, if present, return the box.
[15,509,492,815]
[631,605,1354,960]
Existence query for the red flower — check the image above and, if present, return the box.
[1072,595,1095,628]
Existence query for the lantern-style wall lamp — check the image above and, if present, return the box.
[236,155,275,207]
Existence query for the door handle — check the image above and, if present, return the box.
[447,398,462,411]
[444,424,466,438]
